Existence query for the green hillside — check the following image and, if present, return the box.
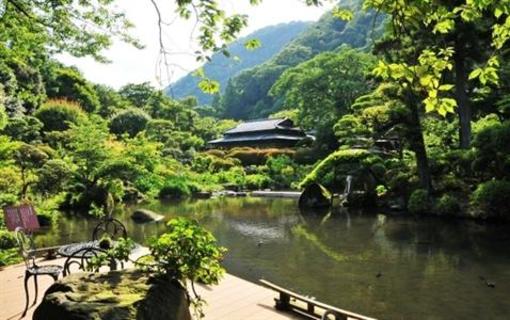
[220,0,385,120]
[165,21,310,105]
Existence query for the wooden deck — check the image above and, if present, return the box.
[0,256,301,320]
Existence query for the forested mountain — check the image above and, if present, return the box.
[165,21,310,105]
[220,0,385,120]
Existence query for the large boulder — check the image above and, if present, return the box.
[131,209,164,223]
[299,183,332,209]
[33,270,191,320]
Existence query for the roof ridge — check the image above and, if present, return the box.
[241,118,286,123]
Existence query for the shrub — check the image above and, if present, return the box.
[245,174,271,190]
[0,248,22,267]
[408,189,431,215]
[147,218,226,317]
[209,157,241,173]
[34,159,72,195]
[471,180,510,219]
[435,194,461,216]
[217,167,246,189]
[227,147,295,165]
[204,149,225,158]
[159,178,193,199]
[472,121,510,179]
[0,230,16,250]
[34,99,85,132]
[109,108,151,137]
[2,116,43,143]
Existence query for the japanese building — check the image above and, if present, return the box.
[208,118,313,148]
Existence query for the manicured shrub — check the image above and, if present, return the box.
[435,194,460,216]
[471,180,510,219]
[205,149,225,158]
[299,149,371,188]
[109,108,151,137]
[34,99,85,132]
[227,147,295,165]
[408,189,431,215]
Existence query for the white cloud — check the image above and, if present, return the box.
[57,0,333,89]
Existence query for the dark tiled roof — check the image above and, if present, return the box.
[209,133,304,144]
[225,118,294,134]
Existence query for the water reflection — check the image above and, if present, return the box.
[34,197,510,319]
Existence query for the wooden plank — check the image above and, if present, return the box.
[260,279,377,320]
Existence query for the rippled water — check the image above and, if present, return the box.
[34,197,510,319]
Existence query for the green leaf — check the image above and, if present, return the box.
[198,79,220,94]
[438,84,454,91]
[469,68,482,80]
[332,7,354,21]
[244,39,261,50]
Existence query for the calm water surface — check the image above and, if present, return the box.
[34,197,510,320]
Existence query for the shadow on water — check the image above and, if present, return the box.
[34,197,510,320]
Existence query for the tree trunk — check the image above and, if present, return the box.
[455,37,472,149]
[406,93,432,194]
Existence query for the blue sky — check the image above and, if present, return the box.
[57,0,334,89]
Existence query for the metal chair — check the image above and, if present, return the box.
[92,216,127,241]
[64,247,111,277]
[14,228,63,317]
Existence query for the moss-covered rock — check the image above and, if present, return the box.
[33,270,191,320]
[299,183,331,209]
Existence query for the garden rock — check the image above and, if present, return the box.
[299,183,331,209]
[131,209,164,223]
[33,270,191,320]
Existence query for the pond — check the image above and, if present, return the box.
[34,197,510,319]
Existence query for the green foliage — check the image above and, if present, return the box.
[119,82,155,108]
[34,99,85,132]
[2,116,43,143]
[245,174,271,190]
[435,194,460,216]
[169,22,310,105]
[34,159,72,195]
[408,189,431,215]
[0,230,16,250]
[300,149,371,188]
[271,48,375,134]
[159,178,194,199]
[227,147,295,165]
[147,217,226,283]
[221,3,384,120]
[0,248,22,267]
[44,65,100,113]
[471,180,510,219]
[266,155,301,189]
[472,120,510,179]
[146,218,226,318]
[109,108,151,137]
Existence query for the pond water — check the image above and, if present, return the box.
[34,197,510,319]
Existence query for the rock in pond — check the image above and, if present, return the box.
[33,270,191,320]
[299,183,332,209]
[131,209,164,223]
